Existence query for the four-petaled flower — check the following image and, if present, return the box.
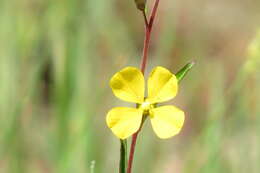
[106,66,185,139]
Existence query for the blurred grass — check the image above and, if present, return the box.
[0,0,260,172]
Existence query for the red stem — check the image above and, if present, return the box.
[140,27,151,73]
[127,1,160,173]
[148,0,160,29]
[126,133,138,173]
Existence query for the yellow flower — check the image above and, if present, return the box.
[106,66,185,139]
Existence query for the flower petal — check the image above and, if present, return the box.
[147,66,178,103]
[106,107,143,139]
[110,67,145,103]
[150,105,184,139]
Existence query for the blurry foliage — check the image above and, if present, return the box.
[0,0,260,173]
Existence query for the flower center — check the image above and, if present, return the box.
[140,101,150,110]
[139,100,154,115]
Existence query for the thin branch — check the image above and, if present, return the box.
[149,0,160,29]
[140,26,151,73]
[142,10,149,28]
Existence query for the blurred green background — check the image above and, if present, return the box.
[0,0,260,172]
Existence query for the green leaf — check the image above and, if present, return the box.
[119,139,127,173]
[176,61,195,81]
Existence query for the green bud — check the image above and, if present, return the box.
[176,61,195,81]
[134,0,147,11]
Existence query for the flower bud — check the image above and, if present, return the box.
[134,0,147,11]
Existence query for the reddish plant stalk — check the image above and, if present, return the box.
[140,0,160,73]
[127,1,160,173]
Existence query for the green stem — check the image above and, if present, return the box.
[119,139,127,173]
